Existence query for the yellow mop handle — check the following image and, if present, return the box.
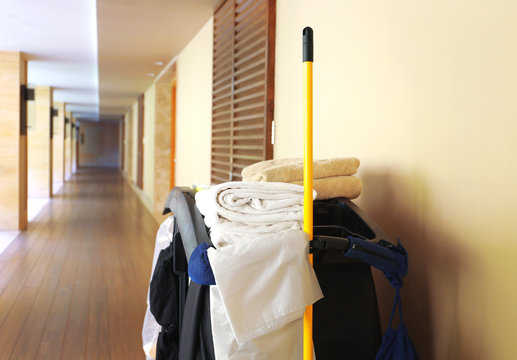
[302,26,314,360]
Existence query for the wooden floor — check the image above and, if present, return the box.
[0,168,159,360]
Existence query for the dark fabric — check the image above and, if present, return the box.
[312,198,417,359]
[149,245,177,327]
[178,281,215,360]
[313,200,383,359]
[343,237,408,289]
[375,289,419,360]
[152,190,215,360]
[188,243,216,285]
[173,231,188,334]
[149,222,189,360]
[338,237,418,359]
[344,237,418,359]
[156,329,179,360]
[313,258,382,360]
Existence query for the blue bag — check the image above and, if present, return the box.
[375,289,419,360]
[343,237,419,360]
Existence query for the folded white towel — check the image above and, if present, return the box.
[196,181,315,226]
[195,181,316,247]
[207,230,323,344]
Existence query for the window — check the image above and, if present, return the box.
[211,0,276,184]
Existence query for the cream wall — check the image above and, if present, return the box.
[0,51,26,230]
[143,84,156,206]
[122,72,173,222]
[119,18,212,221]
[28,86,52,198]
[276,1,517,359]
[175,17,213,187]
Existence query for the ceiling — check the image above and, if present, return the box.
[0,0,217,122]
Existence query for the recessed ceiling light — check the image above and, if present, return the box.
[147,73,155,77]
[154,61,163,66]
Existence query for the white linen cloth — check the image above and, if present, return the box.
[195,181,316,247]
[207,230,323,345]
[142,216,174,360]
[210,286,303,360]
[205,219,303,249]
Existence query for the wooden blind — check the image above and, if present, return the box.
[211,0,275,184]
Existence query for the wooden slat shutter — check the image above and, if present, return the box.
[211,0,275,184]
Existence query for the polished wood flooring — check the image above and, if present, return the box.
[0,168,160,360]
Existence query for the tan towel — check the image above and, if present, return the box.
[241,157,360,183]
[291,176,362,200]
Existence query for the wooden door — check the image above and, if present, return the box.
[121,120,125,171]
[137,95,144,189]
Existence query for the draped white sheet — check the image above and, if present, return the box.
[207,230,323,359]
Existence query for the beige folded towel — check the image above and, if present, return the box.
[241,157,360,183]
[291,176,362,200]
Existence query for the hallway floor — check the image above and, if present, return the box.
[0,168,159,360]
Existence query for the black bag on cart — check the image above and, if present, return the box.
[312,198,384,360]
[149,187,215,360]
[149,222,188,360]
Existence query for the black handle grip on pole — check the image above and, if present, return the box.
[303,27,313,62]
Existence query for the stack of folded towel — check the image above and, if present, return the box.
[195,181,316,248]
[194,181,323,359]
[241,157,362,200]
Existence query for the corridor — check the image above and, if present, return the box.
[0,168,159,360]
